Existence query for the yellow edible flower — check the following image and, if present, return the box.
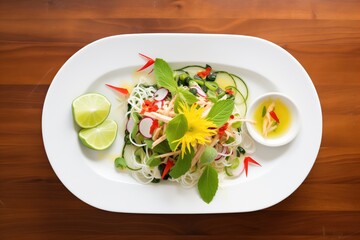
[173,103,217,156]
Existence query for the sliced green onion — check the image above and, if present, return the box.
[179,73,189,81]
[194,79,205,85]
[231,158,240,169]
[188,80,198,87]
[205,81,218,91]
[225,166,233,176]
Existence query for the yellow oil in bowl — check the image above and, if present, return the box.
[246,92,300,147]
[253,98,292,138]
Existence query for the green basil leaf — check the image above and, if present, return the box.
[169,148,194,179]
[173,96,181,113]
[154,58,178,93]
[206,90,218,103]
[144,139,153,148]
[178,87,197,105]
[206,99,234,126]
[146,155,161,167]
[165,114,188,150]
[198,165,219,204]
[114,157,127,170]
[152,140,171,154]
[200,146,218,164]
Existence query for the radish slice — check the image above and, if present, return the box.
[215,145,223,160]
[154,100,164,109]
[154,88,169,101]
[215,145,227,160]
[139,117,154,138]
[190,86,207,97]
[126,117,135,133]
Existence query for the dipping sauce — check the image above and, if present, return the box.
[253,98,291,138]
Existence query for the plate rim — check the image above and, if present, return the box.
[42,33,322,213]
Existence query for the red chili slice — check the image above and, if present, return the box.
[197,66,211,78]
[244,156,261,177]
[137,53,155,72]
[105,84,129,95]
[162,160,174,179]
[269,111,280,123]
[149,119,159,134]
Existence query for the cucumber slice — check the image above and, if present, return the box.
[214,71,236,90]
[224,86,247,117]
[231,74,248,100]
[134,148,146,163]
[178,65,206,78]
[123,145,142,171]
[225,86,245,105]
[225,157,245,177]
[234,101,247,118]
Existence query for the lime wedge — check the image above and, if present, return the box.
[72,93,111,128]
[79,119,118,150]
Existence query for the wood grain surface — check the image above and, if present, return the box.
[1,0,359,239]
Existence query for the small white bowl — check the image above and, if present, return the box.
[245,92,300,147]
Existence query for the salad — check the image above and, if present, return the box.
[71,53,262,203]
[112,54,261,203]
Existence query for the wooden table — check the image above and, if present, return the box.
[1,1,359,239]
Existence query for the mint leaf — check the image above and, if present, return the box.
[169,148,194,179]
[178,87,197,105]
[114,157,127,170]
[165,114,188,150]
[154,58,178,93]
[206,99,234,126]
[200,146,218,164]
[198,165,219,204]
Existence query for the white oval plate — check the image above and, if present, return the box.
[42,34,322,213]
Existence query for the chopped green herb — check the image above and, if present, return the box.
[262,106,266,117]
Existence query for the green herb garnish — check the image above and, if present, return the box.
[165,114,188,151]
[198,165,219,204]
[169,148,194,179]
[206,99,235,126]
